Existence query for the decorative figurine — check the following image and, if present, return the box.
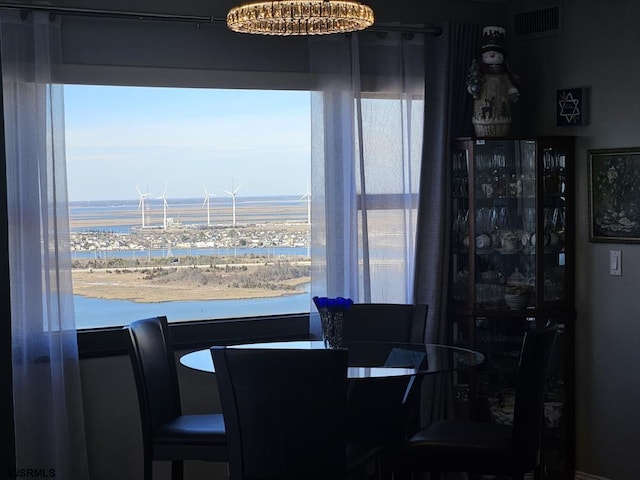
[466,26,520,137]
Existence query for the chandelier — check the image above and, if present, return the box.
[226,0,375,36]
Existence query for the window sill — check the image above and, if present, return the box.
[78,313,311,358]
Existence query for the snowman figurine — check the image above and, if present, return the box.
[466,26,520,137]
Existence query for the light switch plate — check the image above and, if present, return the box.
[610,250,622,276]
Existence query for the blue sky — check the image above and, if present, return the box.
[64,85,311,201]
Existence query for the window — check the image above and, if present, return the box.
[65,85,311,329]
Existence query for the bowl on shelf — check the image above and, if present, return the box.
[504,292,529,310]
[480,270,498,283]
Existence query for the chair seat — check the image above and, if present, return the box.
[394,325,557,480]
[154,413,227,446]
[401,419,536,475]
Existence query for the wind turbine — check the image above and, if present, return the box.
[222,182,241,227]
[136,186,152,228]
[157,182,169,230]
[300,180,312,225]
[203,186,216,227]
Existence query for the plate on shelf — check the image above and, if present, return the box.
[495,248,522,254]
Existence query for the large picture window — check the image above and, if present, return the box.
[65,85,311,329]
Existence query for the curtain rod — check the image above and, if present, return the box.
[0,2,441,36]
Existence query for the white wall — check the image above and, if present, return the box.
[508,1,640,478]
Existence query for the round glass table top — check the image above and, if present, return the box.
[180,340,484,379]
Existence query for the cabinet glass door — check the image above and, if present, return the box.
[539,142,569,303]
[472,140,536,310]
[451,148,470,304]
[450,136,573,313]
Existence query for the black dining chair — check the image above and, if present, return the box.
[125,316,227,480]
[342,303,428,343]
[341,303,429,478]
[211,346,381,480]
[394,323,559,480]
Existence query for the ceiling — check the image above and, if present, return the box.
[4,0,506,26]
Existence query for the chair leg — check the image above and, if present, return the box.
[171,460,184,480]
[142,445,152,480]
[533,462,546,480]
[392,464,412,480]
[143,459,152,480]
[377,450,397,480]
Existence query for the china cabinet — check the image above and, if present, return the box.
[448,137,575,479]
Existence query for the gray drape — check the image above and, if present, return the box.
[413,22,481,424]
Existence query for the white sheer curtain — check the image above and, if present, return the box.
[2,12,89,478]
[309,32,424,336]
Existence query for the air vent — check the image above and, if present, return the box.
[513,5,562,39]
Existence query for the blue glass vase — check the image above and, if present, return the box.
[317,308,344,349]
[312,296,353,349]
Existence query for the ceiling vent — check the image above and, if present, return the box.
[513,4,562,39]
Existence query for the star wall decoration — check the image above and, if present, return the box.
[559,92,580,122]
[556,87,589,126]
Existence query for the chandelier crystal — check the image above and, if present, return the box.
[227,0,374,36]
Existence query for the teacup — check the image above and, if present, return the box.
[500,231,520,251]
[489,231,501,247]
[475,234,491,248]
[515,229,530,246]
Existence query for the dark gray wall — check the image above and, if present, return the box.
[507,0,640,478]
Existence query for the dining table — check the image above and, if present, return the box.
[181,338,485,471]
[179,340,485,378]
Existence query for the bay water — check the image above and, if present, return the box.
[75,288,310,329]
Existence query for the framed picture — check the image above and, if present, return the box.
[588,147,640,243]
[556,87,588,126]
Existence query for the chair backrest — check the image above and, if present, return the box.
[211,346,349,480]
[342,303,428,343]
[125,316,182,436]
[512,323,558,464]
[342,303,428,439]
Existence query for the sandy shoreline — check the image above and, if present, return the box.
[72,267,310,303]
